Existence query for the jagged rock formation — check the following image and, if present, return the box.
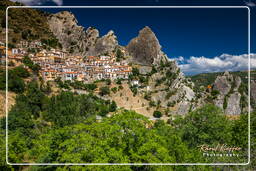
[213,71,242,115]
[213,71,233,95]
[48,11,118,56]
[48,11,89,55]
[94,30,118,55]
[127,26,168,66]
[84,27,100,55]
[126,27,196,115]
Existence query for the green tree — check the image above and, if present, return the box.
[8,94,35,135]
[30,111,192,164]
[0,67,29,93]
[109,101,117,112]
[26,81,45,117]
[132,67,140,76]
[175,104,232,148]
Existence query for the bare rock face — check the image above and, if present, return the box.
[139,66,152,75]
[251,80,256,103]
[225,92,241,115]
[84,27,100,55]
[213,71,232,95]
[48,11,118,56]
[213,71,243,115]
[48,11,94,55]
[177,101,191,115]
[94,30,118,55]
[127,26,167,66]
[233,76,241,91]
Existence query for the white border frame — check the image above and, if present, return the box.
[5,6,251,166]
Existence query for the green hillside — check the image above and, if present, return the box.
[0,0,60,48]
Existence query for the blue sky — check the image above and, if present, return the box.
[10,0,256,75]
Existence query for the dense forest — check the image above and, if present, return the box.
[0,66,254,170]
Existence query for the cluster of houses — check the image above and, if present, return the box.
[37,51,132,82]
[0,40,132,83]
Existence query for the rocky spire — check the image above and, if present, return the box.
[127,26,167,66]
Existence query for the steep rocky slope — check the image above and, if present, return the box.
[125,26,197,115]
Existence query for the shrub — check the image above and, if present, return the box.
[85,83,97,91]
[144,93,151,100]
[211,89,220,97]
[150,66,157,75]
[149,101,156,107]
[153,110,162,118]
[105,79,111,85]
[99,86,110,96]
[116,78,122,85]
[132,67,140,76]
[165,90,176,99]
[111,87,117,93]
[118,85,123,90]
[167,101,175,107]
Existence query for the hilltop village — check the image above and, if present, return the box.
[0,40,132,82]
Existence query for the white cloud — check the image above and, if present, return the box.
[10,0,63,6]
[52,0,63,6]
[245,1,256,7]
[171,56,184,63]
[172,53,256,75]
